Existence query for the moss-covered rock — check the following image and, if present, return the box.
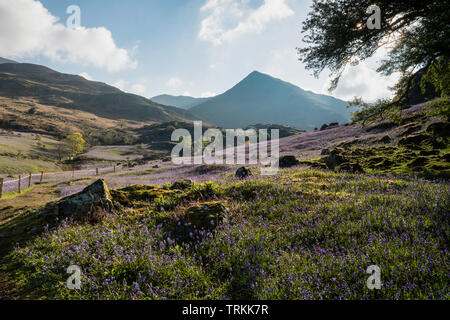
[111,184,181,207]
[373,158,395,169]
[426,121,450,138]
[48,179,112,223]
[184,202,229,230]
[170,179,193,190]
[325,148,346,170]
[407,156,430,168]
[378,135,392,144]
[399,133,432,149]
[335,162,364,173]
[235,167,252,179]
[278,155,300,168]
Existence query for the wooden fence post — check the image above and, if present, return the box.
[40,171,44,183]
[96,168,99,176]
[0,178,3,199]
[18,175,21,193]
[113,165,116,173]
[28,173,32,188]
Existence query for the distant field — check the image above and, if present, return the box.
[80,145,146,161]
[0,131,60,155]
[0,131,62,174]
[0,156,60,174]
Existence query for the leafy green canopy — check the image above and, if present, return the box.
[298,0,449,122]
[65,132,86,158]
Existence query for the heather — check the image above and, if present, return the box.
[10,168,450,299]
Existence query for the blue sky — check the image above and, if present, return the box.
[0,0,399,101]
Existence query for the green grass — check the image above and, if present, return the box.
[0,156,60,174]
[0,185,37,201]
[7,168,449,300]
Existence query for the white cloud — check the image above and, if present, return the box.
[113,80,148,97]
[130,83,147,96]
[113,80,127,91]
[79,72,92,80]
[0,0,137,72]
[326,62,400,102]
[199,0,294,45]
[200,91,217,98]
[166,77,183,88]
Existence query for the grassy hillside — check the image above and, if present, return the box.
[0,130,62,174]
[0,63,198,123]
[294,102,450,179]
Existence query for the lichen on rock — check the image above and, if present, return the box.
[48,179,112,223]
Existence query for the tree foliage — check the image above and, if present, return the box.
[65,132,86,158]
[298,0,450,122]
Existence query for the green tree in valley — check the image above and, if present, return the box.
[298,0,450,123]
[65,132,86,158]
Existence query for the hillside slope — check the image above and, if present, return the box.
[190,71,350,130]
[278,101,449,179]
[0,63,198,123]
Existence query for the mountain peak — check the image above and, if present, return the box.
[246,70,270,78]
[190,71,350,130]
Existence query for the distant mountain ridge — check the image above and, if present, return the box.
[0,59,349,131]
[0,57,18,64]
[0,62,198,123]
[151,94,212,109]
[189,71,350,131]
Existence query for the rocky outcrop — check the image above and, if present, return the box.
[235,167,252,179]
[170,179,193,190]
[325,148,346,170]
[335,162,365,173]
[184,202,229,230]
[47,179,112,223]
[379,135,392,144]
[278,155,299,168]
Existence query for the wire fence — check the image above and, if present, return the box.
[0,164,123,199]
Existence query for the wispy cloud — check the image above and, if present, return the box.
[113,80,149,97]
[79,72,92,80]
[0,0,137,72]
[199,0,294,45]
[325,62,400,102]
[200,91,217,98]
[166,77,183,88]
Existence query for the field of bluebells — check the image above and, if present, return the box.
[10,167,449,300]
